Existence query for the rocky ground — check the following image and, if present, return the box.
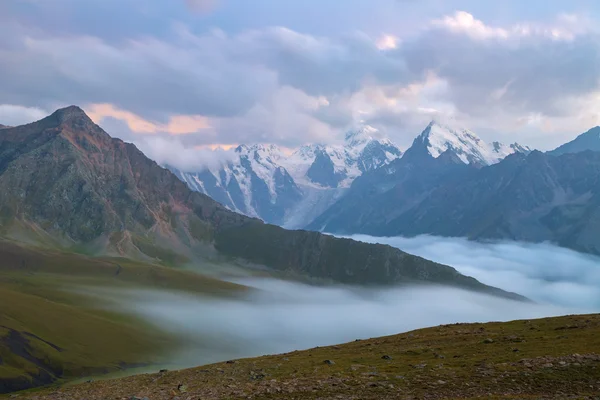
[6,314,600,400]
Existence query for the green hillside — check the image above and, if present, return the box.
[0,240,245,393]
[13,313,600,399]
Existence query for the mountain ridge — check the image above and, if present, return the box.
[549,126,600,156]
[170,125,403,226]
[170,120,530,228]
[0,106,523,297]
[308,146,600,255]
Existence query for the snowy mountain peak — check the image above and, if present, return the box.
[344,125,378,148]
[413,120,530,166]
[235,143,284,164]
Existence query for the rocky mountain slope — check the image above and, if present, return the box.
[309,145,600,255]
[170,121,530,229]
[23,314,600,400]
[411,120,531,166]
[549,126,600,155]
[307,121,532,232]
[0,106,520,295]
[169,125,402,227]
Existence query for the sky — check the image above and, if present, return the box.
[1,0,599,152]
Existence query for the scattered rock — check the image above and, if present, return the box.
[159,369,168,373]
[381,355,392,360]
[226,360,237,364]
[436,380,447,385]
[483,338,494,344]
[324,360,336,365]
[250,373,266,380]
[177,384,187,393]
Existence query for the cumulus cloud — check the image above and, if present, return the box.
[403,12,600,121]
[81,236,600,370]
[1,3,599,149]
[134,136,236,172]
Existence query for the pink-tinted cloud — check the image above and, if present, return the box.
[87,103,210,135]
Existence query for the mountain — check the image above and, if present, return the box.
[309,146,600,255]
[0,106,521,296]
[409,119,531,166]
[170,143,304,227]
[169,125,402,227]
[549,126,600,155]
[0,124,9,129]
[307,120,532,233]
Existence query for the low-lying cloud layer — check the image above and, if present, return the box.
[350,235,600,310]
[92,236,600,370]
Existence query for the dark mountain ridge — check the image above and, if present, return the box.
[0,106,521,298]
[549,126,600,156]
[309,144,600,255]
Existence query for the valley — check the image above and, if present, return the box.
[2,1,600,397]
[0,240,247,392]
[1,108,600,397]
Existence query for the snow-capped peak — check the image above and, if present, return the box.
[344,125,378,148]
[414,120,529,166]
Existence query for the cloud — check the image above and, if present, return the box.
[91,278,570,370]
[134,136,236,172]
[0,104,48,126]
[79,236,600,370]
[404,12,600,121]
[185,0,220,14]
[1,5,599,150]
[87,103,211,135]
[348,235,600,309]
[375,34,400,50]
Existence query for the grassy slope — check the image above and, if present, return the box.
[18,314,600,400]
[0,240,245,393]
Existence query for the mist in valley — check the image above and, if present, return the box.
[94,236,600,371]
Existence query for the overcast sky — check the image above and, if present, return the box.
[1,0,599,151]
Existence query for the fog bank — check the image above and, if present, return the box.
[348,235,600,310]
[92,236,600,370]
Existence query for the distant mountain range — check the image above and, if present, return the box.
[308,124,600,255]
[549,126,600,156]
[170,120,530,227]
[169,125,403,227]
[167,116,600,255]
[0,106,519,296]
